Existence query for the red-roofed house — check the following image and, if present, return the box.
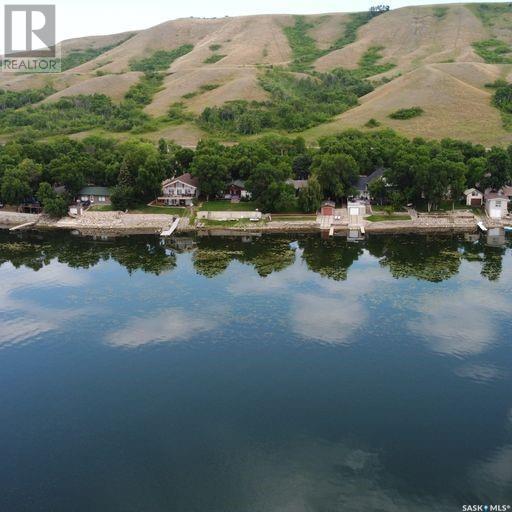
[159,173,199,206]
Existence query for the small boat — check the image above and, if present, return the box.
[289,241,299,250]
[504,226,512,232]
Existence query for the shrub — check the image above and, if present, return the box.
[130,44,193,72]
[389,106,424,120]
[44,196,68,217]
[433,6,448,19]
[203,54,226,64]
[168,102,193,123]
[60,34,133,71]
[472,39,512,64]
[365,118,381,128]
[198,68,373,135]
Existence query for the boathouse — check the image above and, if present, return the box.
[320,200,335,216]
[463,188,483,207]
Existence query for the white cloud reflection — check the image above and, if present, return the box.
[105,307,220,348]
[0,263,87,348]
[408,288,512,357]
[291,294,366,344]
[233,437,452,512]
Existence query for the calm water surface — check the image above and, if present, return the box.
[0,230,511,512]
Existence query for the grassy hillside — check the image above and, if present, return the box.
[2,4,512,146]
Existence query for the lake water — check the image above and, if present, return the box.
[0,230,511,512]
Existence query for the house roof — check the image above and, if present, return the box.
[230,179,246,189]
[286,179,308,190]
[79,186,111,196]
[357,167,385,191]
[501,185,512,196]
[162,173,199,188]
[464,188,482,195]
[322,200,335,207]
[485,192,507,200]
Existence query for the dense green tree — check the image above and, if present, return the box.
[298,177,323,213]
[190,141,230,199]
[1,167,31,204]
[481,147,511,191]
[111,185,135,210]
[312,153,358,200]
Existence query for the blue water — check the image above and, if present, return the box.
[0,231,511,511]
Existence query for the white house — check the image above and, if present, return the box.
[485,193,509,219]
[347,200,366,226]
[159,173,199,206]
[463,188,483,207]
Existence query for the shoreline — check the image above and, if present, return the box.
[0,210,503,237]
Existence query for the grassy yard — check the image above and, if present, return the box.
[366,214,411,222]
[200,200,260,211]
[90,204,188,215]
[89,205,114,212]
[130,205,188,215]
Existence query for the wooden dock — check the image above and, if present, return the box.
[9,221,37,232]
[160,217,180,237]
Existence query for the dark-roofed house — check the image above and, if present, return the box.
[286,179,308,194]
[356,168,386,200]
[225,180,251,200]
[78,186,112,205]
[159,173,199,206]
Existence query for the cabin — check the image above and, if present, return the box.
[78,186,112,205]
[225,180,251,200]
[485,193,509,219]
[320,200,335,216]
[159,173,199,206]
[464,188,483,207]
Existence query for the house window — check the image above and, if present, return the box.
[81,196,88,201]
[495,200,502,207]
[98,196,106,202]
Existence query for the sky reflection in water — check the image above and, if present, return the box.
[0,230,511,511]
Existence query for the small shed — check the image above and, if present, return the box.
[485,193,508,219]
[464,188,483,207]
[320,200,335,216]
[347,200,366,226]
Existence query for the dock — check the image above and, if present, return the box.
[9,221,37,231]
[477,221,488,232]
[160,217,180,237]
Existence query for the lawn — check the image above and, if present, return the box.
[89,204,114,211]
[130,205,189,215]
[200,200,260,211]
[366,214,411,222]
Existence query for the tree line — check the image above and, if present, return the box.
[0,129,511,215]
